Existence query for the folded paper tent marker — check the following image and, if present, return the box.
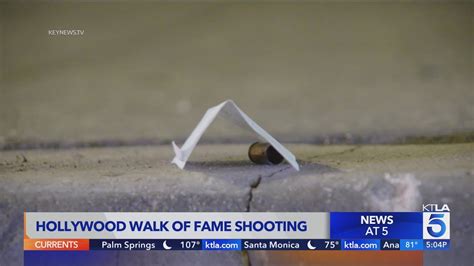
[171,100,300,171]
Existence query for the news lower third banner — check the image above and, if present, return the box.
[24,208,450,252]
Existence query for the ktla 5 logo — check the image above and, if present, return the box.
[423,212,450,239]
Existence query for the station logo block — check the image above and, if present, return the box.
[423,204,450,240]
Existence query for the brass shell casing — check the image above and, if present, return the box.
[248,142,284,165]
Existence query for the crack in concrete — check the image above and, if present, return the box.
[245,166,291,212]
[245,175,262,213]
[308,145,361,160]
[243,165,291,266]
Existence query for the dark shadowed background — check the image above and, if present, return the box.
[1,2,473,146]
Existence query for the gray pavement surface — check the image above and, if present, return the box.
[1,143,473,265]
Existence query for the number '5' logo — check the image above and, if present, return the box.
[427,214,446,238]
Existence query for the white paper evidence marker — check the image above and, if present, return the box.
[171,99,300,171]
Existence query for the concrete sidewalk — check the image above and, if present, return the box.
[1,143,473,265]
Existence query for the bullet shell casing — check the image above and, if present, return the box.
[248,142,284,165]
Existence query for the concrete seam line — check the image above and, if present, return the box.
[246,166,291,212]
[308,145,362,160]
